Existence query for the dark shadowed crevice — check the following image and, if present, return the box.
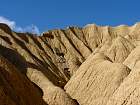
[0,23,12,35]
[0,45,27,74]
[0,36,12,45]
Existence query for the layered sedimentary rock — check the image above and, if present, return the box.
[1,22,140,105]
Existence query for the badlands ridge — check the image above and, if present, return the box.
[0,23,140,105]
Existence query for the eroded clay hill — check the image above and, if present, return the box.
[1,23,140,105]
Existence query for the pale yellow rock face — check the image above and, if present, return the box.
[27,68,78,105]
[106,68,140,105]
[65,53,130,105]
[123,46,140,70]
[1,22,140,105]
[105,36,135,63]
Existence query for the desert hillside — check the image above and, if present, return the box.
[0,23,140,105]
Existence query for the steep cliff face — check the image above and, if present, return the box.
[1,23,140,105]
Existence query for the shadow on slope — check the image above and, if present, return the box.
[0,44,27,74]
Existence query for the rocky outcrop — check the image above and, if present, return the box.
[65,53,130,105]
[1,23,140,105]
[0,24,81,105]
[123,46,140,70]
[106,68,140,105]
[105,36,135,63]
[27,68,78,105]
[0,53,46,105]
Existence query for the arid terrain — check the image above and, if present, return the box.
[0,23,140,105]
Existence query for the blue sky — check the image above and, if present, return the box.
[0,0,140,33]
